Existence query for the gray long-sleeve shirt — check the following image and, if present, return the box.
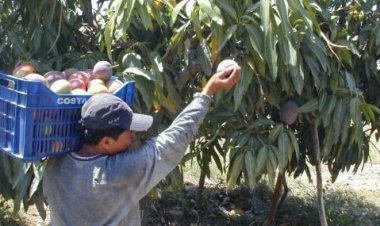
[43,93,212,226]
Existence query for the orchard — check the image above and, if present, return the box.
[0,0,379,225]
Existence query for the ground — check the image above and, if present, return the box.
[2,151,380,225]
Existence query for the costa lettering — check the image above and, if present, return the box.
[57,97,87,105]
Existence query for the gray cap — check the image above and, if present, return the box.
[80,94,153,131]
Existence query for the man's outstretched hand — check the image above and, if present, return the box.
[202,64,242,97]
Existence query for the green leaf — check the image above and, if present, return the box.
[217,24,237,53]
[168,167,184,191]
[326,94,337,115]
[298,98,318,113]
[136,4,151,30]
[268,124,284,144]
[129,76,153,110]
[248,117,275,130]
[276,0,297,66]
[332,99,343,141]
[170,0,188,27]
[266,161,276,189]
[345,71,356,92]
[322,126,334,158]
[123,67,163,87]
[288,0,313,30]
[233,61,253,111]
[218,1,237,21]
[303,50,321,84]
[265,26,278,80]
[244,24,264,58]
[360,100,375,124]
[197,0,224,25]
[268,145,279,172]
[32,188,46,220]
[12,163,31,189]
[235,134,250,149]
[304,35,328,71]
[115,0,136,40]
[197,39,213,75]
[255,145,268,175]
[210,146,224,173]
[276,0,290,34]
[29,162,45,198]
[227,151,244,190]
[245,151,256,189]
[350,97,359,124]
[122,53,142,68]
[289,59,304,95]
[0,154,13,184]
[278,132,289,172]
[105,15,115,62]
[318,90,327,112]
[260,0,270,35]
[278,31,297,66]
[287,131,300,161]
[13,171,32,214]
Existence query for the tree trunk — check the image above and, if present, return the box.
[267,172,285,226]
[197,169,206,211]
[311,121,328,226]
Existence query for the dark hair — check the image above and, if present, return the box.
[81,126,126,145]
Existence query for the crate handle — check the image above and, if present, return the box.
[0,73,16,90]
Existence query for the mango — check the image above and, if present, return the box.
[71,88,88,95]
[50,79,72,94]
[44,71,67,86]
[280,100,299,125]
[23,73,49,86]
[106,78,124,93]
[87,83,109,94]
[13,63,36,77]
[63,68,78,78]
[93,61,112,82]
[68,71,90,86]
[88,78,105,87]
[216,59,238,72]
[69,78,87,90]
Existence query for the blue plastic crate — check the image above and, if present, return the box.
[0,72,135,161]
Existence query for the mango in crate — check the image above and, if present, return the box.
[44,71,67,86]
[50,79,72,94]
[68,71,90,87]
[93,61,112,82]
[23,73,49,86]
[13,63,36,77]
[52,141,64,153]
[106,77,124,93]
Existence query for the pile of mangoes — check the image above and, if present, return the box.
[12,61,123,94]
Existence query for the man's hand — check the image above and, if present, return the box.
[202,64,242,96]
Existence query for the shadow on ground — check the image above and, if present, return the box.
[144,183,380,226]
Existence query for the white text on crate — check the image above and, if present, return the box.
[57,97,88,105]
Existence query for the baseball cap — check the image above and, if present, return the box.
[80,93,153,131]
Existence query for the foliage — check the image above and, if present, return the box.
[0,0,379,221]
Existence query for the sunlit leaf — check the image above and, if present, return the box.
[170,0,188,27]
[197,0,224,25]
[233,61,253,111]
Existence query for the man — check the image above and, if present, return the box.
[43,64,242,225]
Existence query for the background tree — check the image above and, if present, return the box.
[0,0,379,224]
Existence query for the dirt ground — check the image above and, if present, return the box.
[14,161,379,226]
